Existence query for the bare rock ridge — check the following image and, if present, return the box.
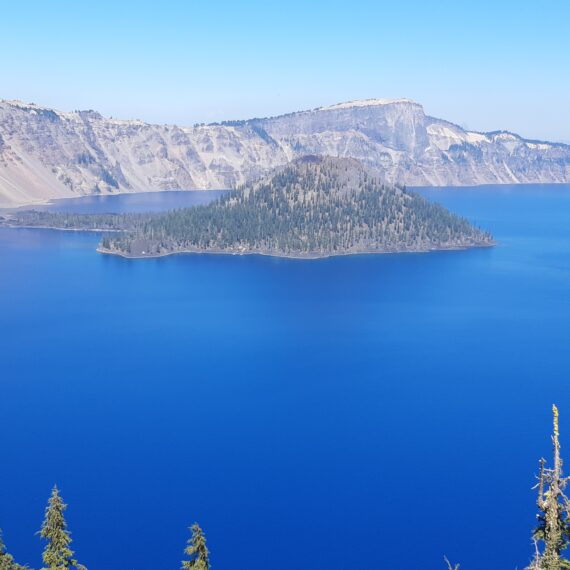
[0,97,569,206]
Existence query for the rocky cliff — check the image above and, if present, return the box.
[1,97,568,206]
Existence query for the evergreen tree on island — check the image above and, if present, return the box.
[0,531,27,570]
[182,523,210,570]
[531,406,570,570]
[39,487,85,570]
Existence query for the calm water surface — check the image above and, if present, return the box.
[1,186,570,570]
[12,189,228,213]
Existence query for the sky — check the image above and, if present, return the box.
[1,0,569,141]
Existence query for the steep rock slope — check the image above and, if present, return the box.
[0,98,568,206]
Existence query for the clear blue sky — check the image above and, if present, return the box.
[2,0,569,141]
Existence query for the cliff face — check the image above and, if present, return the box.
[1,97,569,206]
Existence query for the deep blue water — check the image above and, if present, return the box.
[13,189,228,214]
[1,185,570,570]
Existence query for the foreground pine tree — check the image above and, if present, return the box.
[39,487,85,570]
[0,531,27,570]
[182,523,210,570]
[532,405,570,570]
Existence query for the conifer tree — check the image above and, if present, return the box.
[39,487,85,570]
[182,523,210,570]
[0,531,27,570]
[533,405,570,570]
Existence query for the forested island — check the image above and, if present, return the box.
[0,157,494,258]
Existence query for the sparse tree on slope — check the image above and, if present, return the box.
[533,405,570,570]
[39,487,85,570]
[0,531,27,570]
[182,523,210,570]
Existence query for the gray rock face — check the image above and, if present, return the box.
[1,97,569,206]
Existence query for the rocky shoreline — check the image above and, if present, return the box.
[97,239,495,260]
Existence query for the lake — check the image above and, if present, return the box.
[1,185,570,570]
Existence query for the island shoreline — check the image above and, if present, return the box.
[1,224,124,233]
[96,241,495,261]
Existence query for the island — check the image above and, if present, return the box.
[1,156,494,258]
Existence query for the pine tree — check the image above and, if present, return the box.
[182,523,210,570]
[39,487,85,570]
[0,531,27,570]
[533,405,570,570]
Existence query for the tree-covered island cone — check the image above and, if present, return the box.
[98,156,494,258]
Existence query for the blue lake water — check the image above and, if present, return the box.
[12,189,228,214]
[1,185,570,570]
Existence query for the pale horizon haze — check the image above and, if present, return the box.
[1,0,569,142]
